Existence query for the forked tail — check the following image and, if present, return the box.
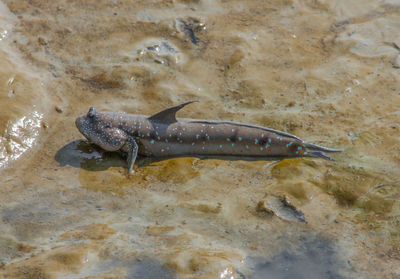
[303,142,342,161]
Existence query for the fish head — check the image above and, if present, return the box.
[76,107,128,151]
[76,107,99,140]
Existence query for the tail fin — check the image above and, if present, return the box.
[303,142,342,153]
[308,150,335,161]
[304,142,342,161]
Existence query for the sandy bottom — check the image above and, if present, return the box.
[1,0,400,278]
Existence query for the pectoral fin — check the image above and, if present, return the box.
[148,101,198,123]
[122,136,138,174]
[97,128,126,151]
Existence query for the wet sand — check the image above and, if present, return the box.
[1,0,400,278]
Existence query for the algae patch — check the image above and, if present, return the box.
[140,157,200,184]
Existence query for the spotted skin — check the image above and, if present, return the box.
[75,102,341,173]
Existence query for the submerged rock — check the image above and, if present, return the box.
[175,17,206,45]
[258,195,306,223]
[393,55,400,68]
[135,39,184,65]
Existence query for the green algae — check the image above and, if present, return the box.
[141,157,200,184]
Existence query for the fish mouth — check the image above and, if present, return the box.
[75,115,89,139]
[75,115,83,131]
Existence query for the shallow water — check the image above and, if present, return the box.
[1,0,400,278]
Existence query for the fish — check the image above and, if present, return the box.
[75,101,341,173]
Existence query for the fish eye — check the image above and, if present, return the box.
[88,107,96,118]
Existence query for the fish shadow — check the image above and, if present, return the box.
[55,140,127,171]
[55,140,300,172]
[55,140,176,171]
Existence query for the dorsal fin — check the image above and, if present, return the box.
[148,101,198,123]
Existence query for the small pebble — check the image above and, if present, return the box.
[392,55,400,68]
[348,131,358,141]
[393,40,400,50]
[38,37,47,45]
[287,101,296,107]
[42,121,49,129]
[55,105,63,113]
[256,200,274,215]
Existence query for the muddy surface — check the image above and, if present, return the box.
[0,0,400,278]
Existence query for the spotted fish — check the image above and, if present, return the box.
[75,101,341,173]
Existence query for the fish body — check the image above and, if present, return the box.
[75,101,341,173]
